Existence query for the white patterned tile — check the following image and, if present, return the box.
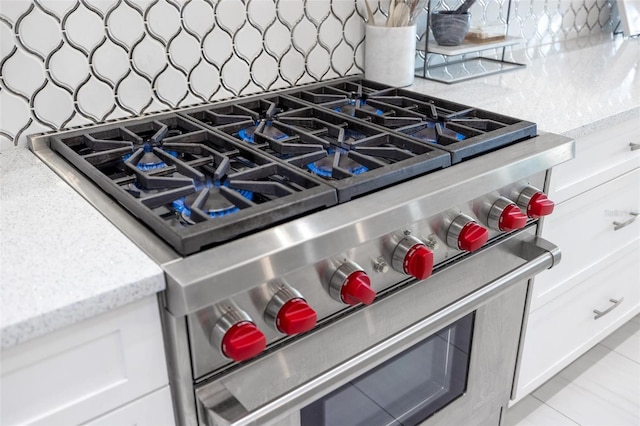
[319,15,344,49]
[235,22,264,62]
[182,0,215,39]
[105,105,132,121]
[332,40,355,75]
[216,0,247,33]
[16,4,61,60]
[202,26,233,67]
[277,0,304,27]
[168,30,201,73]
[210,86,234,102]
[64,2,105,54]
[145,98,170,114]
[1,19,15,59]
[220,55,250,95]
[38,0,77,21]
[117,71,153,114]
[83,0,119,17]
[32,81,75,127]
[106,0,144,48]
[64,111,95,128]
[76,75,115,121]
[306,45,330,80]
[146,0,181,43]
[92,39,129,85]
[263,20,290,56]
[279,48,305,84]
[344,12,365,48]
[331,0,356,22]
[305,0,330,25]
[155,65,188,107]
[0,1,32,25]
[251,51,279,89]
[48,43,90,91]
[131,34,167,80]
[189,59,221,100]
[247,0,277,31]
[181,92,202,108]
[1,133,14,150]
[0,89,31,138]
[292,18,316,53]
[2,48,46,99]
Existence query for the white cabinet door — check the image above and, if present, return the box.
[84,386,175,426]
[531,168,640,311]
[515,245,640,402]
[1,296,169,426]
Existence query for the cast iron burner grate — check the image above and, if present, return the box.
[290,79,537,163]
[50,116,337,255]
[186,105,451,202]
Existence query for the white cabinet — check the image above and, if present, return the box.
[0,296,175,425]
[513,116,640,402]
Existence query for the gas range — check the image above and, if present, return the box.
[30,77,574,426]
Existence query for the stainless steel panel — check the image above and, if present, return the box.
[165,133,573,317]
[194,231,558,425]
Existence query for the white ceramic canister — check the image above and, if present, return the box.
[364,24,417,87]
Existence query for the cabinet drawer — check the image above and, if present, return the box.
[532,168,640,310]
[549,116,640,203]
[516,247,640,401]
[0,296,169,426]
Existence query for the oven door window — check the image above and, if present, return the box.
[300,313,474,426]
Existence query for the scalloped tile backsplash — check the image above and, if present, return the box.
[0,0,615,149]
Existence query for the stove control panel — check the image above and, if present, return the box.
[487,197,528,232]
[328,261,376,306]
[264,285,317,335]
[517,186,555,219]
[446,214,489,252]
[391,235,434,280]
[211,308,266,362]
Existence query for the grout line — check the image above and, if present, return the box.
[530,393,582,425]
[596,341,640,366]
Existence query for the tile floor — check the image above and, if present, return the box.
[504,314,640,426]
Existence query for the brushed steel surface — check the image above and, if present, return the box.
[516,186,540,211]
[195,230,557,425]
[163,133,573,317]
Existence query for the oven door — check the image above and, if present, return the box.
[195,229,560,426]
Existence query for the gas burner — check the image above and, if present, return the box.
[307,147,369,178]
[333,100,384,117]
[122,144,178,170]
[173,180,254,224]
[237,121,290,144]
[402,122,466,144]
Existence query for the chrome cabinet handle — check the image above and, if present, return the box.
[593,298,624,320]
[630,142,640,151]
[613,212,639,231]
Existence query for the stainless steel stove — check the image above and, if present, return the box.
[30,77,574,426]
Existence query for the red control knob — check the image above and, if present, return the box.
[341,271,376,305]
[527,192,555,219]
[221,322,266,362]
[276,299,317,335]
[392,236,434,280]
[499,204,528,232]
[458,222,489,252]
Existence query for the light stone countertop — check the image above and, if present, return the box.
[0,33,638,350]
[0,149,165,349]
[408,34,640,138]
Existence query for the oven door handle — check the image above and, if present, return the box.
[198,235,560,426]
